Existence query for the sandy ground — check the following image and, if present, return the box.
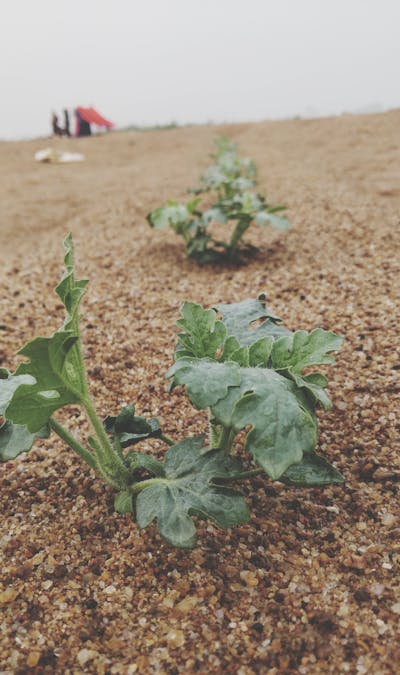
[0,111,399,674]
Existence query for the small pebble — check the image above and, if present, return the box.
[26,652,41,667]
[166,629,185,648]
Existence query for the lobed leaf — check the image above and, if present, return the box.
[0,369,50,461]
[166,357,241,409]
[204,333,274,368]
[136,436,249,548]
[286,371,332,410]
[54,235,90,396]
[210,368,317,479]
[0,420,50,462]
[0,370,36,414]
[248,337,274,367]
[215,295,291,345]
[55,233,88,332]
[226,346,250,367]
[5,332,82,433]
[175,302,227,359]
[271,329,344,374]
[280,451,344,486]
[220,335,241,361]
[3,235,92,434]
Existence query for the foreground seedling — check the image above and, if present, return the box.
[147,137,290,264]
[0,236,343,547]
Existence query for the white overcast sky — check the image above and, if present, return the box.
[1,0,400,139]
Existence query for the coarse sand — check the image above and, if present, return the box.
[0,111,399,674]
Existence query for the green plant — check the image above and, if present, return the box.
[194,139,257,199]
[167,296,343,480]
[147,137,290,264]
[1,237,344,548]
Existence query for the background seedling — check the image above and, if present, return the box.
[147,137,290,264]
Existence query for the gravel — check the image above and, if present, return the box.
[0,110,399,673]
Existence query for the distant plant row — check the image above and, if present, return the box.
[147,137,290,264]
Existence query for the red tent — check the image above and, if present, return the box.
[75,107,114,136]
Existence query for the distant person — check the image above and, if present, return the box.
[51,112,63,137]
[75,109,91,137]
[63,109,71,137]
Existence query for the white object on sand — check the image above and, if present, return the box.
[35,148,85,163]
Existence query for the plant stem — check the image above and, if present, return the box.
[130,477,167,495]
[64,317,130,487]
[131,468,265,496]
[113,433,124,460]
[83,397,117,457]
[218,427,235,453]
[160,433,174,446]
[83,397,130,486]
[208,410,222,448]
[208,411,235,452]
[228,217,251,251]
[49,417,98,470]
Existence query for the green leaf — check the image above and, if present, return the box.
[214,137,237,156]
[228,346,250,367]
[286,371,332,410]
[200,166,230,190]
[0,370,35,415]
[135,436,249,548]
[279,452,344,486]
[215,295,291,345]
[0,369,50,462]
[248,337,274,367]
[186,197,202,214]
[271,329,343,374]
[6,234,90,434]
[221,336,242,361]
[175,302,227,359]
[0,420,50,462]
[114,490,133,514]
[104,404,162,447]
[53,234,88,397]
[201,207,227,224]
[5,332,82,433]
[55,233,88,332]
[146,201,190,229]
[231,177,256,192]
[218,192,264,217]
[211,368,317,479]
[255,211,290,230]
[166,357,241,408]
